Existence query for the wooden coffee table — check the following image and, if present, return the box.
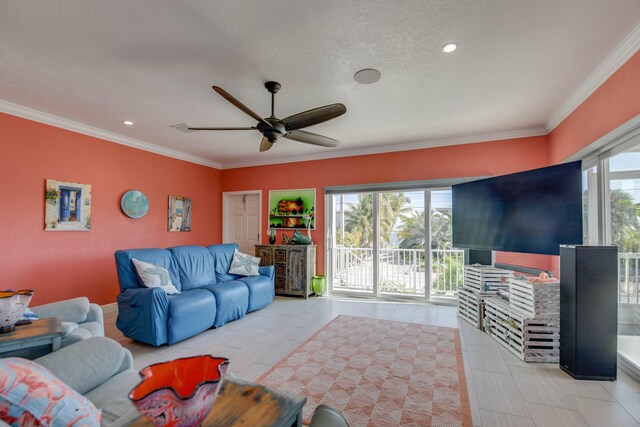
[128,379,306,427]
[0,317,64,356]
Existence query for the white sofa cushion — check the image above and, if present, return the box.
[229,249,261,276]
[132,258,180,294]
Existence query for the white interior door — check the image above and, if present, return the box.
[227,193,260,254]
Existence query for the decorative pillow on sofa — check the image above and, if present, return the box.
[132,258,180,294]
[0,357,101,426]
[229,249,261,276]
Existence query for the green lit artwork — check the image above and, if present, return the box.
[268,188,316,229]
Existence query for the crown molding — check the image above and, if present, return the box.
[563,112,640,163]
[0,99,222,169]
[1,98,545,171]
[546,21,640,132]
[219,127,548,169]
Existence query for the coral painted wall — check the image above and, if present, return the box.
[0,113,222,305]
[8,50,638,305]
[550,50,640,163]
[222,136,551,277]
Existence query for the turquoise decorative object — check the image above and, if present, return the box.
[291,230,312,245]
[312,275,326,296]
[121,190,150,219]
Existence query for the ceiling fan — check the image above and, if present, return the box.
[184,81,346,152]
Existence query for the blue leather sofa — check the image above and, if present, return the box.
[114,243,274,346]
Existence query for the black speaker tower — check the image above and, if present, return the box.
[560,245,618,380]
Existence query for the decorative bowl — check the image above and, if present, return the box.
[121,190,150,219]
[0,290,34,333]
[129,355,229,427]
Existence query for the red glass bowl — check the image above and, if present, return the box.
[129,355,229,427]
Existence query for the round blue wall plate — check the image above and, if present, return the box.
[121,190,149,219]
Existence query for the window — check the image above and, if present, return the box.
[327,187,463,301]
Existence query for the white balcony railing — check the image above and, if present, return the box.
[332,246,464,298]
[332,248,639,303]
[620,252,640,304]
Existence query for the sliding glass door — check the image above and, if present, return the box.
[583,139,640,375]
[331,193,375,295]
[430,190,463,299]
[608,145,640,373]
[378,191,426,297]
[328,189,463,300]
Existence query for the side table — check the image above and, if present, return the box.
[128,379,306,427]
[0,318,64,357]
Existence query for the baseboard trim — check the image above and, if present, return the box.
[101,302,117,314]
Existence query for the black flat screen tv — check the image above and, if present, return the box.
[452,161,583,255]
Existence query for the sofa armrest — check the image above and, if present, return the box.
[259,265,275,281]
[116,287,169,346]
[85,303,104,326]
[32,296,90,323]
[118,347,134,374]
[35,337,126,395]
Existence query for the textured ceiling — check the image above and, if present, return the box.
[1,1,640,168]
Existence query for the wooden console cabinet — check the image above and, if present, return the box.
[255,244,316,298]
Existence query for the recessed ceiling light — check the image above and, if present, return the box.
[123,120,134,126]
[442,43,457,53]
[354,68,381,84]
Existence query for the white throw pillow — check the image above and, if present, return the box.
[132,258,180,294]
[229,249,261,276]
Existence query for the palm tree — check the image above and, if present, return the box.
[344,194,373,247]
[398,208,452,250]
[398,211,425,249]
[430,209,453,249]
[610,189,640,251]
[342,193,411,248]
[379,193,411,247]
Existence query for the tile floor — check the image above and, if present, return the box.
[104,297,640,426]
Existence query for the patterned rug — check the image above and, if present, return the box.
[257,315,471,427]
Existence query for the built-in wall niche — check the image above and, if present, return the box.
[44,178,91,231]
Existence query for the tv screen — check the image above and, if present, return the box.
[452,161,583,255]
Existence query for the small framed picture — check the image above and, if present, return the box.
[168,195,192,232]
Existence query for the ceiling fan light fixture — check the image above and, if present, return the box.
[186,82,345,152]
[442,42,458,53]
[354,68,381,84]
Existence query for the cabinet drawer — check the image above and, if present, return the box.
[274,249,287,263]
[275,276,287,291]
[275,263,287,277]
[255,247,274,266]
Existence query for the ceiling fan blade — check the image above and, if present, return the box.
[212,86,271,127]
[186,126,257,131]
[283,103,346,131]
[259,137,273,152]
[284,130,340,147]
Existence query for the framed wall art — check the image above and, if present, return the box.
[268,188,315,229]
[44,179,91,231]
[168,195,192,232]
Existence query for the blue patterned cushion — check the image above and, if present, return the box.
[0,358,101,426]
[228,249,260,276]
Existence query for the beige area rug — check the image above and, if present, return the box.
[257,315,472,427]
